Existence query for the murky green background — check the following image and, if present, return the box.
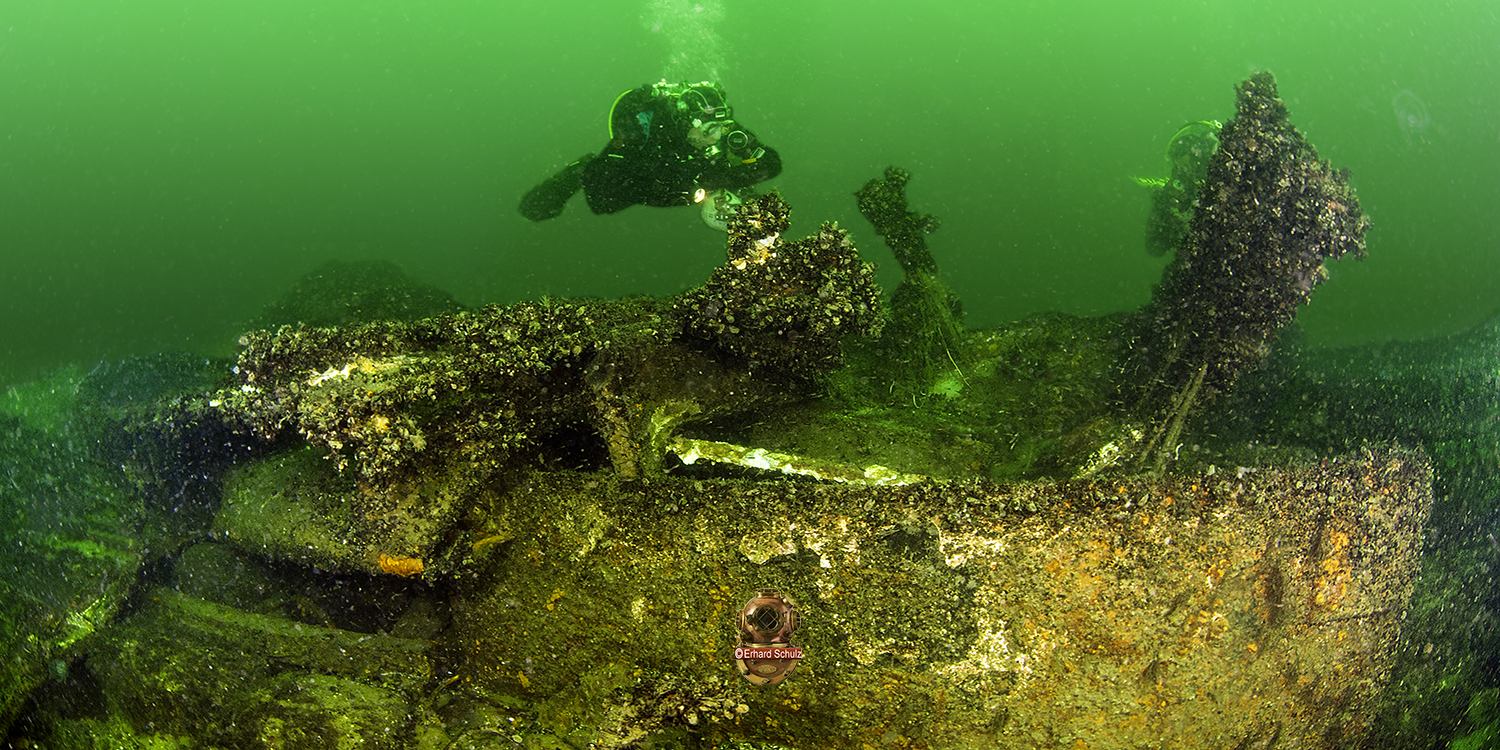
[3,0,1496,386]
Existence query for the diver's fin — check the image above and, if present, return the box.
[519,154,593,221]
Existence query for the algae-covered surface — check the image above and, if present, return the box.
[2,72,1496,750]
[445,450,1428,748]
[0,368,144,731]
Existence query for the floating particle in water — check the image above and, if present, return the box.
[1392,89,1432,145]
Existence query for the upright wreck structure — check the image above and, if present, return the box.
[1124,72,1370,473]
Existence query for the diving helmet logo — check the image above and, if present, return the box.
[734,589,803,687]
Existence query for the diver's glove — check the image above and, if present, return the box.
[519,154,594,221]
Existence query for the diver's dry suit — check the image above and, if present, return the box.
[519,82,781,222]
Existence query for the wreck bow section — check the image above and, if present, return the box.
[451,447,1429,749]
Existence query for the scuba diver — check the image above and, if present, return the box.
[1136,120,1222,257]
[519,81,782,230]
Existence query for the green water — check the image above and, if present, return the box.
[2,0,1497,386]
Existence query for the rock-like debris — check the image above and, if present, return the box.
[675,191,882,375]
